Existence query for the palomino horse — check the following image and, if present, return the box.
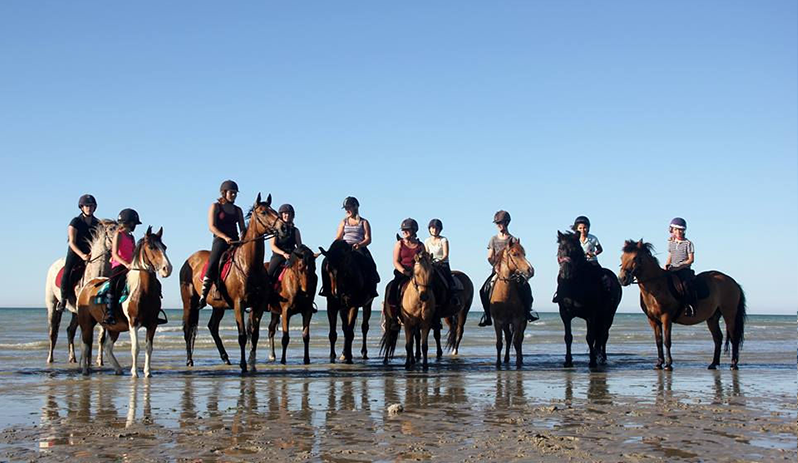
[77,226,172,377]
[490,238,534,368]
[318,240,377,363]
[556,231,622,368]
[44,219,117,364]
[265,245,319,364]
[380,251,436,369]
[619,240,746,370]
[180,193,286,373]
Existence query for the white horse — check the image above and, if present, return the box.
[44,219,117,364]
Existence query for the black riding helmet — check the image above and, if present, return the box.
[278,204,295,215]
[493,210,511,225]
[78,194,97,208]
[220,180,239,193]
[400,218,419,234]
[342,196,359,209]
[572,215,591,230]
[428,218,443,231]
[118,208,142,225]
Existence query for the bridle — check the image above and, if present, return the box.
[235,205,284,245]
[498,247,528,283]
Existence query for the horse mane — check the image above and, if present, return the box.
[87,219,117,250]
[623,240,659,264]
[288,244,315,269]
[558,231,586,263]
[131,236,147,268]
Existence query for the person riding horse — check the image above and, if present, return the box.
[198,180,247,309]
[57,194,100,311]
[665,217,697,316]
[478,210,537,327]
[267,203,303,278]
[384,218,425,329]
[105,208,141,326]
[424,218,460,307]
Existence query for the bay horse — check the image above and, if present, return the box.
[44,219,117,364]
[555,231,622,368]
[180,193,286,373]
[489,238,534,368]
[619,239,746,370]
[77,226,172,377]
[318,239,377,363]
[422,270,474,358]
[265,245,318,364]
[380,251,436,369]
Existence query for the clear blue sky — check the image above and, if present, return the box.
[1,2,795,314]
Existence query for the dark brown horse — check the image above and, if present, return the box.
[77,227,172,377]
[619,240,746,370]
[556,231,622,368]
[265,245,319,364]
[440,271,474,356]
[318,240,377,363]
[180,193,287,373]
[489,238,534,368]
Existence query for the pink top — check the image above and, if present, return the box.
[111,232,135,268]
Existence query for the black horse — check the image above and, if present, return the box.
[555,231,622,368]
[318,240,378,363]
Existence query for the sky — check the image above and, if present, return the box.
[1,2,795,314]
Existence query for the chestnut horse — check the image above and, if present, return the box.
[180,193,286,373]
[265,245,319,364]
[44,219,117,364]
[489,238,534,368]
[380,251,436,369]
[556,231,622,368]
[619,240,746,370]
[77,226,172,377]
[318,240,377,364]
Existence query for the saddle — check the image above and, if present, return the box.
[667,268,709,304]
[55,261,86,290]
[200,248,237,300]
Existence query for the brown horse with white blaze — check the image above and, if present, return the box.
[180,193,286,373]
[619,240,746,370]
[490,238,534,368]
[77,226,172,377]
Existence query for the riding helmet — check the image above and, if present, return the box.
[493,210,511,224]
[342,196,360,209]
[573,215,591,229]
[400,218,419,234]
[278,204,295,215]
[118,208,142,225]
[219,180,239,193]
[428,218,443,231]
[669,217,687,230]
[78,194,97,208]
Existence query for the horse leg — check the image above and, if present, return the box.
[144,324,156,378]
[494,323,503,368]
[414,330,421,361]
[648,317,664,369]
[209,306,231,365]
[233,301,248,374]
[454,311,467,355]
[130,324,140,378]
[80,319,94,375]
[66,313,78,363]
[268,312,279,362]
[247,309,263,372]
[706,311,723,369]
[106,331,123,375]
[360,301,371,359]
[404,326,414,370]
[302,311,311,365]
[433,320,443,359]
[503,325,512,364]
[327,302,338,363]
[96,326,106,367]
[421,325,430,370]
[513,320,525,368]
[280,309,290,365]
[586,320,598,369]
[46,296,61,364]
[662,317,674,371]
[561,313,573,367]
[341,308,357,364]
[183,307,200,367]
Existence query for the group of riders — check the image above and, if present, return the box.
[57,180,698,326]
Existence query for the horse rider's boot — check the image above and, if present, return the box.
[103,296,117,326]
[522,284,538,322]
[478,283,492,326]
[198,277,212,308]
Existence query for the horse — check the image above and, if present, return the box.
[318,239,377,364]
[77,226,172,377]
[489,238,534,368]
[180,193,286,373]
[440,271,474,356]
[265,245,319,365]
[380,251,436,369]
[44,219,117,364]
[555,231,622,368]
[619,239,747,370]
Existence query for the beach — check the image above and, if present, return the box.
[0,309,794,462]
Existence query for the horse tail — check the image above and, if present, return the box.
[379,327,400,359]
[445,316,458,351]
[725,282,747,353]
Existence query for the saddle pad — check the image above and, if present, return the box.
[273,266,289,291]
[55,267,65,289]
[55,264,85,289]
[93,280,130,306]
[200,250,235,282]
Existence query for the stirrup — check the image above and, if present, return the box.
[684,305,695,317]
[478,314,492,327]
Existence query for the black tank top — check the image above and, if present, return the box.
[274,226,298,253]
[216,203,239,240]
[68,215,100,254]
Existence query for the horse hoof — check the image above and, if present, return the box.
[280,359,286,365]
[654,364,663,370]
[330,358,337,364]
[362,353,369,360]
[730,364,739,371]
[69,357,77,364]
[145,372,152,378]
[225,360,232,366]
[588,362,598,369]
[563,361,573,368]
[707,364,718,370]
[82,370,90,376]
[339,354,347,362]
[304,358,310,365]
[186,360,194,367]
[664,365,673,371]
[115,370,124,376]
[345,358,353,365]
[268,355,276,362]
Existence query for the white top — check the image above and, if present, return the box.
[424,236,449,263]
[580,234,601,262]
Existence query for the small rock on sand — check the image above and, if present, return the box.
[387,403,404,415]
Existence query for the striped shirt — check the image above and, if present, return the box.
[342,218,366,246]
[668,239,694,268]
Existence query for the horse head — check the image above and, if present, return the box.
[247,193,288,240]
[412,251,434,302]
[556,231,585,280]
[619,239,657,286]
[289,245,318,295]
[500,238,534,281]
[137,226,173,278]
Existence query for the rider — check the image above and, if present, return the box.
[267,204,302,279]
[320,196,380,297]
[198,180,246,309]
[478,210,537,327]
[665,217,696,316]
[572,216,603,265]
[424,218,460,307]
[105,208,140,326]
[57,194,100,311]
[385,218,425,326]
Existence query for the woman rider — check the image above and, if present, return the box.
[385,218,424,325]
[665,217,696,316]
[198,180,246,308]
[57,194,100,311]
[267,204,302,279]
[105,208,140,326]
[424,218,459,307]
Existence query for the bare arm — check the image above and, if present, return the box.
[67,225,89,260]
[236,207,246,240]
[111,232,132,269]
[440,238,450,262]
[334,220,345,240]
[664,252,672,269]
[393,241,407,274]
[683,252,694,267]
[595,243,603,256]
[270,237,290,259]
[487,247,496,266]
[357,219,372,248]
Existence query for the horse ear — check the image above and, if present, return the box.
[637,239,645,249]
[313,252,321,259]
[146,225,153,236]
[156,227,163,238]
[395,233,401,241]
[255,193,262,205]
[265,194,272,207]
[557,231,564,240]
[318,246,328,256]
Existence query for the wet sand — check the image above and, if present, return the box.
[0,361,794,462]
